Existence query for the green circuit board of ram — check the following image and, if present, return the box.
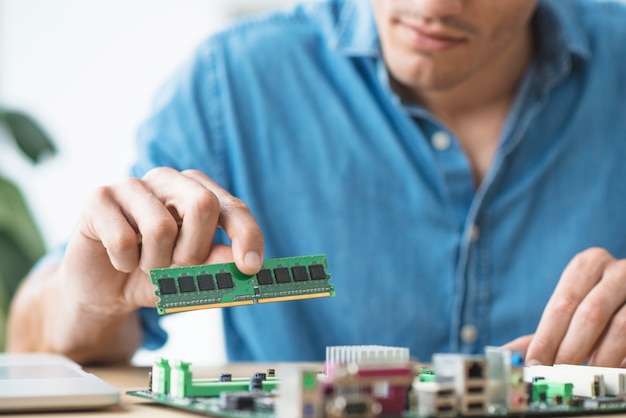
[151,254,334,314]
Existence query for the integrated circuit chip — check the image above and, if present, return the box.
[291,266,309,282]
[274,268,291,284]
[216,272,234,289]
[158,278,177,295]
[309,264,326,280]
[197,274,215,291]
[178,276,196,293]
[256,269,273,285]
[150,254,334,314]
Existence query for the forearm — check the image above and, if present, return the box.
[6,264,142,365]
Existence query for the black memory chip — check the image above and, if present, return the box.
[197,274,215,291]
[256,269,273,285]
[216,272,234,289]
[158,277,177,294]
[274,267,291,283]
[178,276,196,293]
[309,264,326,280]
[291,265,309,282]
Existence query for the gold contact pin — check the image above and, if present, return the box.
[164,300,254,313]
[257,292,331,304]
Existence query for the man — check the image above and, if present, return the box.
[7,0,626,366]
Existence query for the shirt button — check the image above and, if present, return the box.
[460,324,478,344]
[469,225,480,242]
[431,131,452,151]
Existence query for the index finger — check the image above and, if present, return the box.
[181,169,264,275]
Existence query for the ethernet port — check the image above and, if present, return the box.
[467,362,484,380]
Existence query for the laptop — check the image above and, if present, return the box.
[0,353,119,411]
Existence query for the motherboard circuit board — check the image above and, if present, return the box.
[128,346,626,418]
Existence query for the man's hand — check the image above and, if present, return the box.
[7,167,264,364]
[505,247,626,367]
[63,167,264,313]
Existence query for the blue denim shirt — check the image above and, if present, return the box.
[133,0,626,361]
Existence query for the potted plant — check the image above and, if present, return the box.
[0,109,55,350]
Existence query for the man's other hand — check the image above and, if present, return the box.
[505,247,626,367]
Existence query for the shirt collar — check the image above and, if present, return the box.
[538,0,590,59]
[532,0,591,90]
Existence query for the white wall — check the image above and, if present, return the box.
[0,0,294,365]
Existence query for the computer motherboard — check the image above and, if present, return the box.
[128,345,626,418]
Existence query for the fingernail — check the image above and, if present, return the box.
[621,358,626,368]
[526,359,543,366]
[244,251,262,270]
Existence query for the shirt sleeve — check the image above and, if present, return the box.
[130,39,228,186]
[138,307,168,350]
[128,39,229,351]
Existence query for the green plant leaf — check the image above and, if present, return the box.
[0,110,56,163]
[0,285,7,351]
[0,178,47,352]
[0,178,46,264]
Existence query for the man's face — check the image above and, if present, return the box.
[372,0,538,93]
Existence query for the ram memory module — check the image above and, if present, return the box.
[150,254,334,314]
